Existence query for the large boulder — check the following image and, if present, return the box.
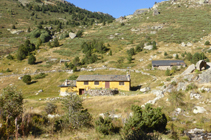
[144,45,153,50]
[69,32,76,39]
[182,64,195,75]
[193,106,206,114]
[196,60,206,71]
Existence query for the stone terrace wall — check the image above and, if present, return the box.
[85,89,119,96]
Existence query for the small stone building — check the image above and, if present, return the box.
[152,60,186,70]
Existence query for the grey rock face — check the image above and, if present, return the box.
[153,9,160,16]
[182,64,195,75]
[183,74,194,82]
[198,69,211,83]
[177,82,188,91]
[196,60,206,71]
[69,32,76,39]
[133,9,148,15]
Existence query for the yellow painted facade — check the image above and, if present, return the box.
[60,81,130,95]
[76,81,130,92]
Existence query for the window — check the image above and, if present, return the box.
[84,81,88,85]
[94,81,99,85]
[119,82,124,85]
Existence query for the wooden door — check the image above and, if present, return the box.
[79,89,85,95]
[105,82,110,88]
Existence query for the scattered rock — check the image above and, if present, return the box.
[69,32,76,39]
[47,114,60,119]
[18,77,22,80]
[109,35,114,39]
[174,108,181,116]
[140,87,151,93]
[187,42,192,46]
[177,82,188,91]
[10,30,24,34]
[190,91,202,100]
[181,42,186,47]
[139,59,144,62]
[193,106,206,114]
[151,90,163,97]
[150,31,157,34]
[144,45,153,50]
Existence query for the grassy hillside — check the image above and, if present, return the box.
[2,0,211,139]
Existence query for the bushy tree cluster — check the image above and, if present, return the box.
[28,28,51,43]
[185,52,209,64]
[95,114,117,135]
[26,1,114,26]
[121,104,167,139]
[16,40,36,60]
[62,94,92,128]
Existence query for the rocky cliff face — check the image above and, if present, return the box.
[133,9,149,15]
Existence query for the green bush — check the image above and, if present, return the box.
[28,54,36,64]
[6,54,14,60]
[53,38,59,47]
[121,104,167,138]
[205,41,210,45]
[23,75,31,85]
[34,73,47,79]
[68,75,78,80]
[164,52,168,56]
[45,102,57,114]
[171,81,177,86]
[76,30,83,37]
[165,69,170,76]
[95,114,117,135]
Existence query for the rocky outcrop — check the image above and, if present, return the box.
[196,60,206,71]
[198,69,211,83]
[182,64,195,75]
[133,9,148,15]
[153,9,160,16]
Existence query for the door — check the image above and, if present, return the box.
[79,89,85,95]
[105,82,110,88]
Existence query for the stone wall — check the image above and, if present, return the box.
[85,89,119,96]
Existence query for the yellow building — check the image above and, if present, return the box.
[59,74,131,96]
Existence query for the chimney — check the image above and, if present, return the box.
[64,79,68,86]
[126,72,130,81]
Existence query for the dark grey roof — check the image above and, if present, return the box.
[59,80,76,87]
[76,75,130,81]
[152,60,185,66]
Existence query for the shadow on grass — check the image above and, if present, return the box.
[35,61,43,64]
[28,81,37,85]
[130,85,141,91]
